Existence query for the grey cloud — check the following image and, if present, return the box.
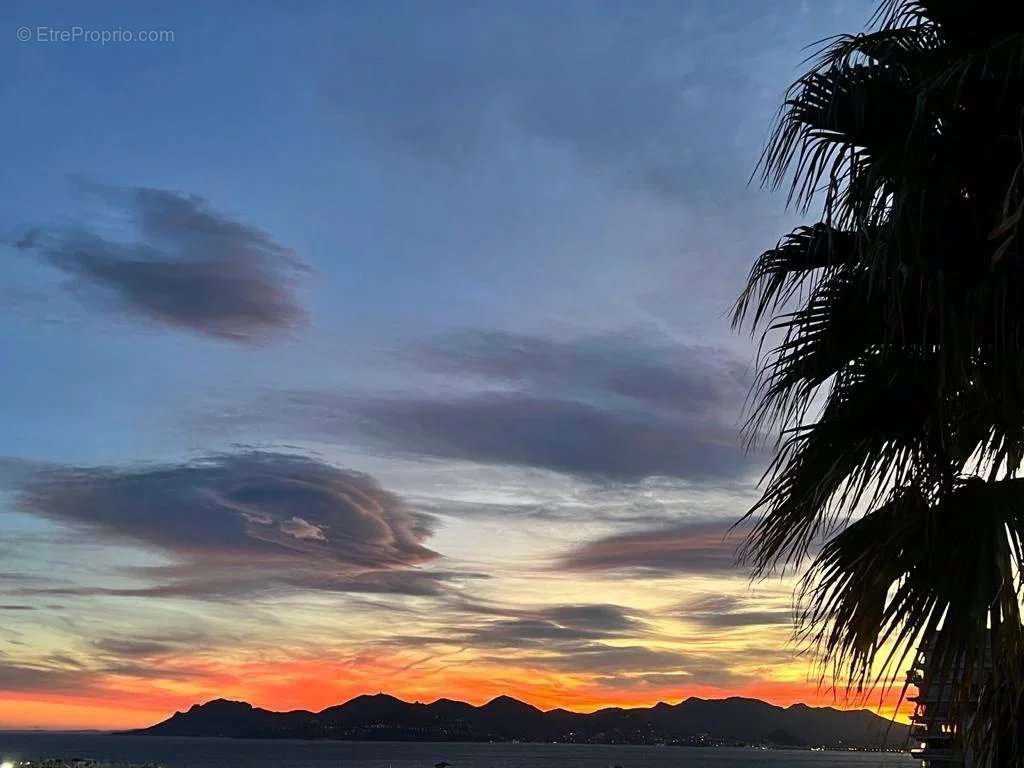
[416,475,754,527]
[684,594,744,613]
[329,2,791,200]
[471,618,615,645]
[460,603,646,647]
[5,451,452,600]
[17,451,436,568]
[491,641,744,689]
[416,497,676,526]
[90,630,240,674]
[252,330,758,483]
[420,330,749,418]
[0,660,93,695]
[594,667,748,690]
[540,604,642,633]
[374,597,764,687]
[690,610,793,629]
[527,643,689,675]
[681,594,793,629]
[15,183,306,342]
[96,660,206,681]
[0,655,203,694]
[386,600,647,650]
[93,638,187,658]
[357,394,749,483]
[386,601,714,680]
[560,518,746,575]
[8,569,465,602]
[589,643,797,690]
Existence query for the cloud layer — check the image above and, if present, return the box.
[560,518,744,575]
[9,451,445,599]
[388,599,749,689]
[681,594,793,629]
[16,184,306,342]
[248,330,757,483]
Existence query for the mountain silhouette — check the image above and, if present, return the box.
[128,693,907,748]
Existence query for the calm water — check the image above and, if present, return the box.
[0,734,914,768]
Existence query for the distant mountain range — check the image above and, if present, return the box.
[128,693,908,748]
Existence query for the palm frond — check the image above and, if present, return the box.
[737,3,1024,762]
[799,478,1024,697]
[732,223,860,332]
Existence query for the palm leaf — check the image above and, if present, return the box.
[737,2,1024,762]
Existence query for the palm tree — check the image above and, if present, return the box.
[734,0,1024,763]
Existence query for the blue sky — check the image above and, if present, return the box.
[0,0,875,728]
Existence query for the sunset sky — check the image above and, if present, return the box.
[0,0,884,730]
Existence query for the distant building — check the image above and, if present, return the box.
[908,639,992,767]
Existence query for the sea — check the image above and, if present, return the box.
[0,734,915,768]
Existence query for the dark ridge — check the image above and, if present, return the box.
[127,693,909,748]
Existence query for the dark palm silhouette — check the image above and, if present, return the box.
[734,0,1024,763]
